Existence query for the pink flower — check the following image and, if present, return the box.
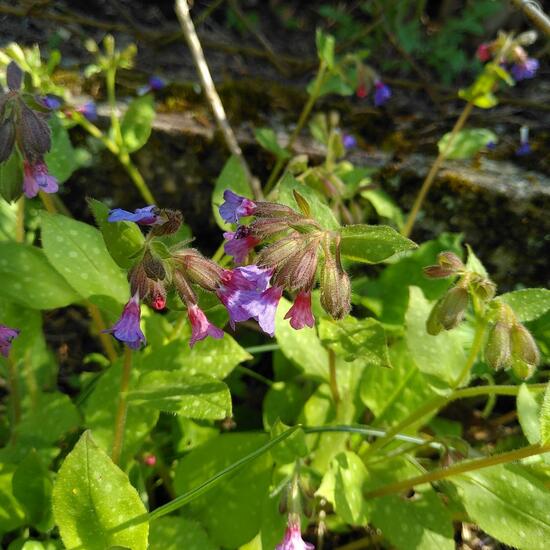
[187,303,224,347]
[0,324,19,357]
[284,291,315,330]
[223,226,260,264]
[23,160,58,198]
[104,293,146,349]
[476,43,492,62]
[276,518,314,550]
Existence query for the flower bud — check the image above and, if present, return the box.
[0,117,15,163]
[148,280,167,311]
[129,262,150,298]
[150,209,183,236]
[175,249,224,292]
[173,269,197,307]
[510,323,539,379]
[6,61,23,91]
[142,250,166,281]
[257,235,301,270]
[439,286,469,331]
[484,322,511,370]
[426,299,444,335]
[17,101,51,160]
[472,276,496,302]
[320,243,351,320]
[423,251,463,279]
[272,236,320,293]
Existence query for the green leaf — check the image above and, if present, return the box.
[319,317,391,365]
[0,465,26,536]
[45,115,77,183]
[339,224,416,263]
[0,242,80,309]
[130,371,232,420]
[149,517,218,550]
[437,128,497,159]
[52,431,148,550]
[88,199,145,269]
[12,451,53,531]
[41,213,129,313]
[465,244,487,277]
[498,289,550,323]
[331,451,369,525]
[141,334,251,379]
[254,128,290,160]
[0,151,23,203]
[517,383,542,444]
[405,287,467,391]
[315,29,335,69]
[276,172,339,230]
[360,188,403,227]
[454,464,550,550]
[0,197,17,240]
[174,433,272,548]
[120,95,155,153]
[540,383,550,445]
[211,155,251,231]
[84,359,159,465]
[275,297,328,379]
[269,419,307,463]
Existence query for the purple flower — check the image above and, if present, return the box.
[219,190,257,224]
[244,285,283,336]
[511,58,539,81]
[77,101,98,121]
[373,80,391,107]
[137,76,166,96]
[485,141,497,150]
[276,518,314,550]
[23,160,59,198]
[223,226,260,264]
[188,303,224,347]
[516,125,531,156]
[41,95,62,110]
[108,205,161,225]
[284,291,315,330]
[104,293,146,349]
[0,324,20,358]
[342,133,357,150]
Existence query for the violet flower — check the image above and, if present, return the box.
[342,133,357,150]
[244,286,283,336]
[76,101,98,121]
[137,76,166,96]
[0,324,20,358]
[104,293,146,349]
[276,518,314,550]
[23,160,59,198]
[284,291,315,330]
[108,205,161,225]
[511,58,539,81]
[223,226,260,264]
[187,303,224,347]
[219,190,257,224]
[373,80,391,107]
[41,95,62,110]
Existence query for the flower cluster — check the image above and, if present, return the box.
[220,189,351,331]
[0,323,19,357]
[476,31,539,82]
[0,62,58,198]
[355,64,391,106]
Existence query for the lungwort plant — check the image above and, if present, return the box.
[0,20,548,550]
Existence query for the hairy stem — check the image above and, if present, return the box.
[6,356,21,441]
[15,195,24,243]
[402,101,474,238]
[87,302,118,363]
[111,347,133,464]
[264,61,328,195]
[365,442,550,499]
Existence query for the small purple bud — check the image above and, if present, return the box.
[223,226,260,264]
[6,61,23,91]
[373,80,391,107]
[284,291,315,330]
[77,100,98,121]
[188,303,224,347]
[104,293,146,349]
[511,57,539,81]
[108,205,162,225]
[219,189,257,224]
[23,160,58,198]
[41,96,62,110]
[149,76,166,91]
[342,133,357,150]
[485,141,496,150]
[0,324,20,357]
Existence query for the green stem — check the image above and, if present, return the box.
[235,365,274,387]
[15,195,24,243]
[365,442,550,499]
[244,343,280,354]
[7,356,21,441]
[118,151,156,205]
[401,101,474,238]
[111,347,133,465]
[106,67,124,148]
[264,61,328,195]
[328,348,340,405]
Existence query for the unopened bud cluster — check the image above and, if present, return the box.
[424,251,540,379]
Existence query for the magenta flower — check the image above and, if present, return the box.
[476,43,492,63]
[23,160,59,198]
[511,58,539,81]
[373,80,391,107]
[356,82,368,98]
[0,324,19,358]
[76,101,98,121]
[276,518,314,550]
[219,190,256,224]
[284,291,315,330]
[104,293,146,349]
[108,205,161,225]
[223,227,260,264]
[187,303,224,347]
